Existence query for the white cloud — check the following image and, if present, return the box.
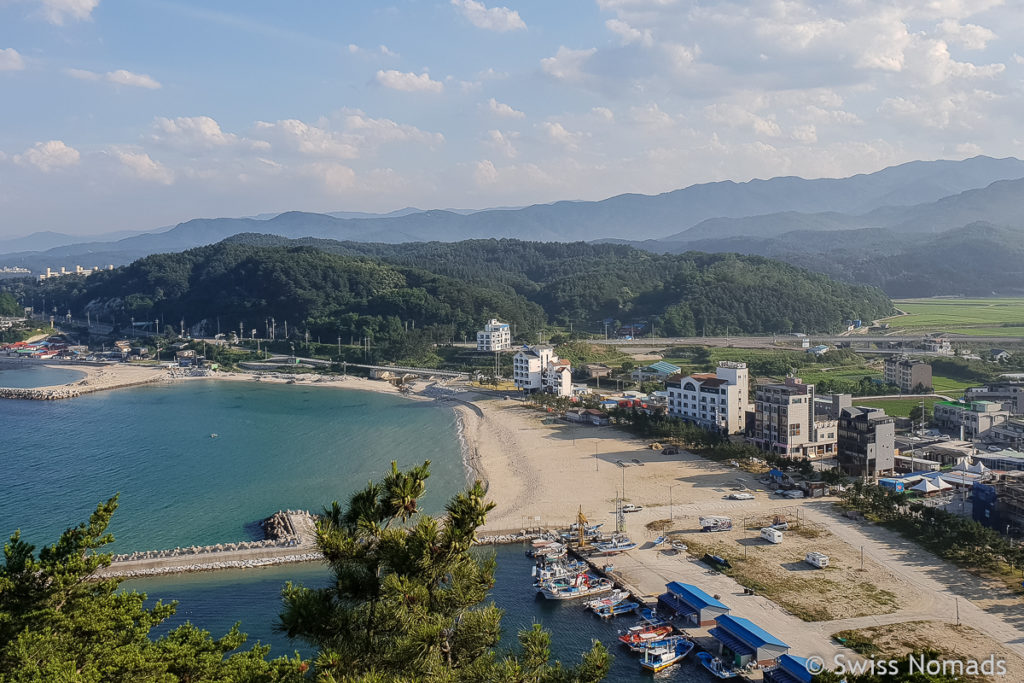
[705,103,782,137]
[347,44,361,54]
[379,44,398,57]
[592,106,615,122]
[154,116,240,148]
[451,0,526,32]
[254,119,359,159]
[14,140,80,171]
[606,18,653,46]
[486,97,525,118]
[939,19,996,49]
[106,69,161,89]
[303,161,357,193]
[375,69,444,93]
[38,0,99,25]
[540,121,582,150]
[540,46,597,82]
[629,103,675,128]
[485,129,518,158]
[0,48,25,72]
[1015,53,1024,64]
[791,124,818,143]
[474,159,499,185]
[113,150,174,184]
[343,112,444,147]
[68,68,161,89]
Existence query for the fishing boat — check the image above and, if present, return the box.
[595,599,639,618]
[618,622,674,650]
[652,535,666,546]
[583,589,629,610]
[696,652,740,679]
[639,636,694,673]
[591,535,638,555]
[670,540,688,552]
[532,559,587,585]
[537,573,614,600]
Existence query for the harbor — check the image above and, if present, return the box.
[503,512,854,681]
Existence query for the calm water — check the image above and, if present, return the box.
[124,547,713,682]
[0,379,464,552]
[0,363,86,388]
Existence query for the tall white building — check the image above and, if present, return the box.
[513,344,572,397]
[477,319,512,351]
[666,361,751,434]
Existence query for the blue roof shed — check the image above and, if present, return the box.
[658,581,730,626]
[710,614,790,666]
[764,655,814,683]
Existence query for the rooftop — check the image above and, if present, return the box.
[665,581,729,611]
[713,614,789,649]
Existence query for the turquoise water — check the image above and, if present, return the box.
[4,375,708,680]
[0,379,465,552]
[0,364,86,388]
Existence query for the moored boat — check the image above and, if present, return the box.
[618,622,675,650]
[595,599,639,618]
[537,573,614,600]
[696,651,740,679]
[591,535,638,555]
[638,635,694,672]
[583,589,629,610]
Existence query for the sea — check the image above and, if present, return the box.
[0,372,711,681]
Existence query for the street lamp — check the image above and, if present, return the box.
[667,483,679,522]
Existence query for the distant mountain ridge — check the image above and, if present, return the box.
[2,155,1023,287]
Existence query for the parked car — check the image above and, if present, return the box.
[727,492,754,500]
[622,504,643,513]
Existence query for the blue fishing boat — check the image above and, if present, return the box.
[696,651,740,679]
[595,599,639,618]
[639,635,694,672]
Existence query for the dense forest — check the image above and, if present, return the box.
[3,238,892,351]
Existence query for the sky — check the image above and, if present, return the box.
[1,0,1022,237]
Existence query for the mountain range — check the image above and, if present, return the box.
[2,155,1023,296]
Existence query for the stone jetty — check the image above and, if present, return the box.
[94,510,322,579]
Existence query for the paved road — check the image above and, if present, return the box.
[591,334,1024,347]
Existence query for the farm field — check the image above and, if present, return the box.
[886,298,1024,337]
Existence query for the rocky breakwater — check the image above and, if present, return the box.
[0,386,82,400]
[94,510,323,579]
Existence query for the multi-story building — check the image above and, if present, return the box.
[933,400,1009,440]
[666,361,750,434]
[974,471,1024,533]
[512,344,572,397]
[476,319,512,351]
[751,377,837,459]
[837,406,896,477]
[965,381,1024,415]
[884,356,933,392]
[921,337,952,355]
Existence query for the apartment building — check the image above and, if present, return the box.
[476,319,512,351]
[974,471,1024,533]
[884,356,933,392]
[966,381,1024,415]
[837,406,896,477]
[512,344,572,397]
[751,377,837,458]
[666,361,750,434]
[933,400,1009,440]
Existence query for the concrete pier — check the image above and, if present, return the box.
[94,510,322,578]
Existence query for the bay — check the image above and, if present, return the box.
[0,364,87,388]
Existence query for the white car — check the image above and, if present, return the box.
[622,503,643,513]
[727,492,755,500]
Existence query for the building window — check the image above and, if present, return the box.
[789,424,801,437]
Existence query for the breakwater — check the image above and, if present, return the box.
[95,510,321,579]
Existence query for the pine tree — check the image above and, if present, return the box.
[278,461,612,682]
[0,495,306,681]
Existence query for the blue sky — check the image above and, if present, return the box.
[1,0,1022,236]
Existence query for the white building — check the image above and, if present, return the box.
[513,344,572,397]
[477,319,512,351]
[666,361,751,434]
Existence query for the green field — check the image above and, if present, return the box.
[854,397,940,418]
[886,298,1024,337]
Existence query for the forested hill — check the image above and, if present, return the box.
[15,239,893,344]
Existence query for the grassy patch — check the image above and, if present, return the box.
[887,298,1024,335]
[854,397,940,418]
[645,519,673,532]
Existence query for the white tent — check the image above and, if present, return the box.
[952,456,989,476]
[911,478,953,495]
